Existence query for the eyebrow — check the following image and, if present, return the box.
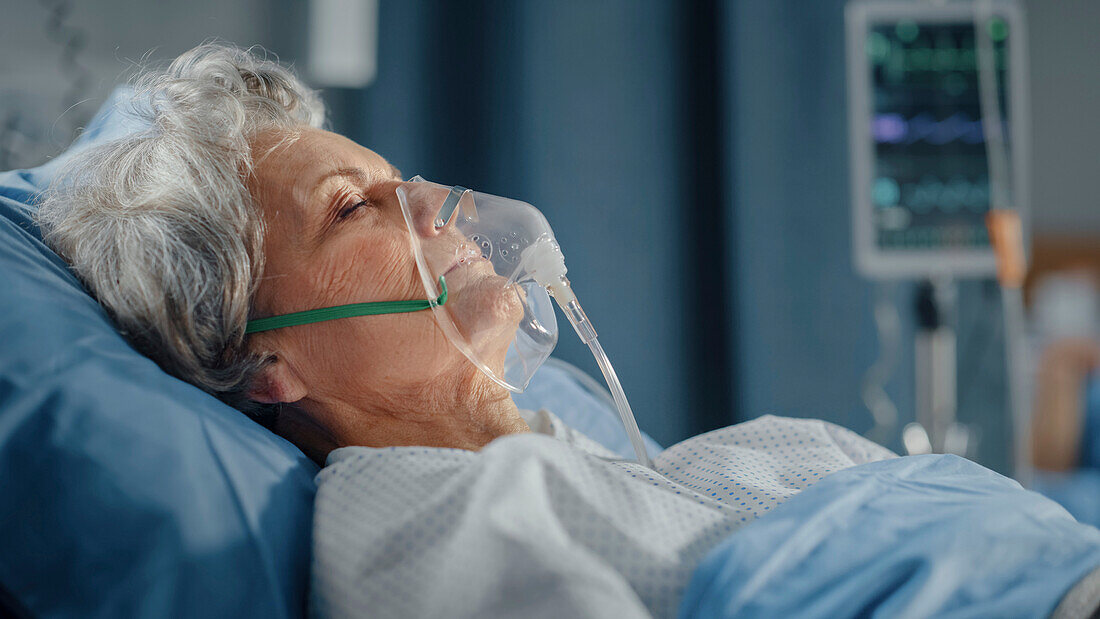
[311,166,368,196]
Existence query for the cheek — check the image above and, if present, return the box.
[295,309,468,401]
[315,231,418,307]
[269,221,472,394]
[295,259,466,390]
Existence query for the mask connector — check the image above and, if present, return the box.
[562,297,598,344]
[519,234,652,468]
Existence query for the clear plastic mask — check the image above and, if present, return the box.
[396,176,559,392]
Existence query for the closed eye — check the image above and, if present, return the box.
[339,199,370,220]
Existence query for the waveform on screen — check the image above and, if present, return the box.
[872,112,1005,145]
[866,27,1008,74]
[871,45,1005,73]
[873,175,990,212]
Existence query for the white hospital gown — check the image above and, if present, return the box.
[311,413,895,618]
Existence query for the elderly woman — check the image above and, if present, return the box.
[38,48,527,464]
[35,45,1100,619]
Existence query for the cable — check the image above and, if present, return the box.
[862,282,902,445]
[975,0,1033,482]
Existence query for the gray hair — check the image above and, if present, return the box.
[36,43,325,418]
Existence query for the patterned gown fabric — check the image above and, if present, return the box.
[311,413,895,618]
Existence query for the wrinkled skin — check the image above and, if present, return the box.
[246,128,528,463]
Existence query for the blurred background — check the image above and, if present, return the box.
[3,0,1099,478]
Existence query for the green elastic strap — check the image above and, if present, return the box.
[245,275,448,334]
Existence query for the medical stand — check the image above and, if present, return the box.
[847,1,1029,469]
[908,278,971,457]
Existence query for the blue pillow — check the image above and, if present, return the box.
[0,88,660,617]
[0,92,318,617]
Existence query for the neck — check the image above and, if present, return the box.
[284,368,530,463]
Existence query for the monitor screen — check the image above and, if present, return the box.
[867,17,1011,251]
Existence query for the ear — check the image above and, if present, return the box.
[248,355,308,404]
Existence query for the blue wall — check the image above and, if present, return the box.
[724,0,895,429]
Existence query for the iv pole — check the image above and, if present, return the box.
[987,211,1031,485]
[907,277,971,457]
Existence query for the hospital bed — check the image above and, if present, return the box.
[5,91,1100,619]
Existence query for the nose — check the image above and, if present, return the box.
[396,183,473,239]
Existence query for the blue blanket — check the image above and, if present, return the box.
[680,455,1100,618]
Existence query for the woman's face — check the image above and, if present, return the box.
[246,127,523,449]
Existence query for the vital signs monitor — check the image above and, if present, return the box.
[846,1,1028,279]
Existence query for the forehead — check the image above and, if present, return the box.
[252,127,396,206]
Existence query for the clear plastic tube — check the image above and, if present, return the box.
[588,336,653,469]
[529,239,652,468]
[543,357,619,416]
[557,294,652,468]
